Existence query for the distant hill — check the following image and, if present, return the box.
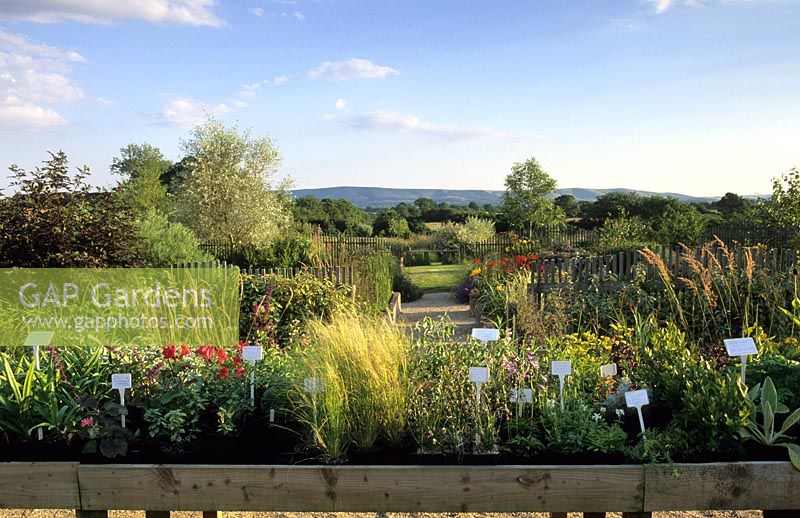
[291,186,720,208]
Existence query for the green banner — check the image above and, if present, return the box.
[0,268,240,348]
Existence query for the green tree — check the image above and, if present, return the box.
[765,167,800,227]
[712,192,752,218]
[502,157,564,235]
[174,118,292,248]
[373,210,410,237]
[111,143,173,216]
[554,194,580,218]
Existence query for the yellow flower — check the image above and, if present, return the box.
[495,285,504,292]
[470,268,481,277]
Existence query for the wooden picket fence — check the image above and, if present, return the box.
[170,261,355,286]
[528,244,797,294]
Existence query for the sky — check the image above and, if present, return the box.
[0,0,798,197]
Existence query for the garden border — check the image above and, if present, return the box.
[0,461,797,514]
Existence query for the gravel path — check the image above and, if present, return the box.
[397,291,476,338]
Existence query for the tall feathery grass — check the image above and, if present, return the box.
[289,310,410,462]
[639,240,793,348]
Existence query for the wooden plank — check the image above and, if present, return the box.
[77,464,644,513]
[644,462,800,511]
[0,462,80,509]
[76,512,108,518]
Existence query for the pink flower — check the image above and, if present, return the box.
[80,417,94,428]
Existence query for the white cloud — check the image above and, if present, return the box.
[95,96,116,106]
[0,29,85,130]
[293,10,305,20]
[250,7,265,17]
[308,58,399,80]
[322,113,336,121]
[646,0,709,12]
[271,74,289,86]
[335,98,346,110]
[0,0,224,26]
[0,99,68,129]
[343,110,542,141]
[159,95,229,128]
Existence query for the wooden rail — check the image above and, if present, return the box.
[0,462,797,516]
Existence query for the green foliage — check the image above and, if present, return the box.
[111,143,172,217]
[554,194,580,218]
[175,117,292,248]
[373,209,411,238]
[502,157,564,233]
[393,269,423,302]
[741,376,800,469]
[351,250,396,312]
[764,167,800,228]
[240,272,354,348]
[598,210,650,251]
[0,151,142,267]
[293,196,373,235]
[136,211,210,267]
[289,311,411,461]
[624,425,688,464]
[228,235,320,269]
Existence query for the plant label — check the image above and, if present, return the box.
[269,409,275,422]
[625,389,649,408]
[304,377,323,394]
[510,388,533,403]
[242,345,263,362]
[23,331,54,347]
[111,373,132,390]
[724,337,758,384]
[600,363,617,377]
[724,338,758,357]
[469,367,489,383]
[625,389,649,436]
[471,328,500,343]
[551,360,572,376]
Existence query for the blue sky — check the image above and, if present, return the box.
[0,0,797,196]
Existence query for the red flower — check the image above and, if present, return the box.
[232,355,243,366]
[196,345,215,361]
[473,257,481,264]
[539,264,545,272]
[216,348,228,364]
[237,340,245,353]
[217,366,230,379]
[487,260,496,268]
[235,365,245,378]
[179,344,191,357]
[162,345,177,359]
[529,253,538,261]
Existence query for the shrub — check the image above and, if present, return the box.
[0,151,142,267]
[351,250,396,312]
[137,211,210,267]
[393,270,423,302]
[240,273,355,348]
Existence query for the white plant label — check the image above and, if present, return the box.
[551,360,571,411]
[242,345,263,362]
[23,331,54,347]
[304,377,323,394]
[625,389,649,408]
[551,360,572,376]
[724,337,758,385]
[111,374,131,428]
[269,408,275,422]
[600,363,617,377]
[724,337,758,357]
[510,388,533,404]
[471,328,500,343]
[625,389,650,436]
[469,367,489,383]
[111,373,132,390]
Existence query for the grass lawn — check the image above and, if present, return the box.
[404,263,466,293]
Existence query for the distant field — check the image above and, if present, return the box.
[405,264,465,293]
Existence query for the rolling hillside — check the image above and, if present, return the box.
[292,186,719,208]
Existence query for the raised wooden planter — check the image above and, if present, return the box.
[0,462,797,515]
